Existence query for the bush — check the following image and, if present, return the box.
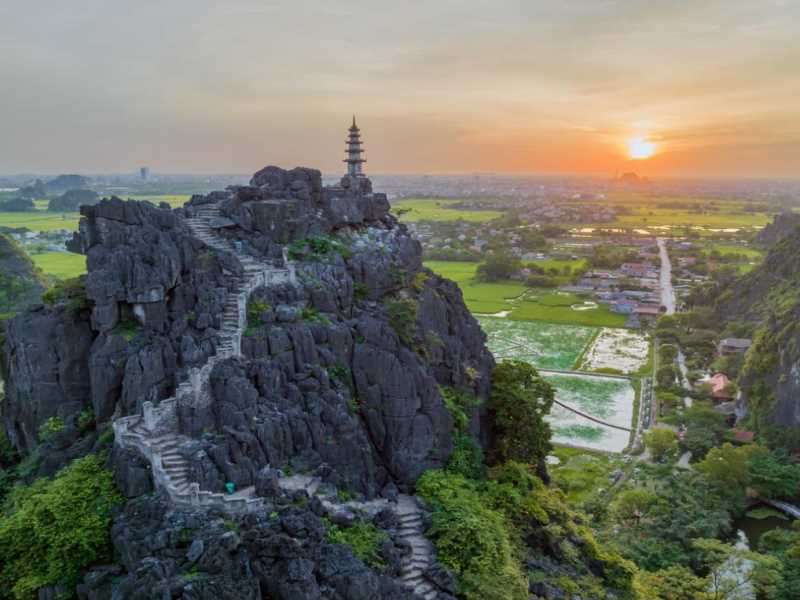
[0,453,123,599]
[324,519,388,569]
[37,417,64,442]
[385,297,418,346]
[416,470,528,600]
[246,298,271,327]
[41,276,90,314]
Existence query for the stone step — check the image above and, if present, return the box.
[400,567,425,581]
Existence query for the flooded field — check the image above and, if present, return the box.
[544,372,635,453]
[477,317,596,370]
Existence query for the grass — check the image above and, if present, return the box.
[0,211,80,232]
[424,261,526,313]
[392,198,502,223]
[425,261,625,326]
[30,252,87,279]
[511,289,627,327]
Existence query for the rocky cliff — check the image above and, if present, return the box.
[1,166,492,598]
[713,219,800,430]
[0,233,45,314]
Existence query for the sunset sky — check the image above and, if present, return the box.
[1,0,798,177]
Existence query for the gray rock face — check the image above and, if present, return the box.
[78,496,410,600]
[2,305,93,453]
[3,197,238,461]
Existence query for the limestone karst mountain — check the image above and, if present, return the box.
[2,166,492,598]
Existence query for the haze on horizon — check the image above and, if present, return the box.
[1,0,798,179]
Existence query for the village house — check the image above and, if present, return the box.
[620,262,651,278]
[717,338,752,356]
[707,373,734,401]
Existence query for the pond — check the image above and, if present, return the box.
[734,508,795,549]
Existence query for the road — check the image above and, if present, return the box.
[657,238,675,315]
[657,238,693,408]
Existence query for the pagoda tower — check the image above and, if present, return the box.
[344,115,366,177]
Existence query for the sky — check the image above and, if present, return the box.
[1,0,799,178]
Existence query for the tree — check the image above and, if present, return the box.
[693,538,782,600]
[47,189,98,212]
[634,565,711,600]
[747,452,800,499]
[610,488,659,527]
[656,365,678,389]
[0,197,35,212]
[696,443,766,493]
[476,253,521,282]
[644,428,678,462]
[488,360,554,469]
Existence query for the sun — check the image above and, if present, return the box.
[626,136,657,160]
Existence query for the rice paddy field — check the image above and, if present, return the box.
[424,261,527,313]
[391,198,502,223]
[30,252,87,279]
[425,261,626,326]
[477,316,595,370]
[0,211,80,232]
[579,328,650,374]
[544,372,635,453]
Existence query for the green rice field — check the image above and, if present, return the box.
[31,252,87,279]
[424,261,527,313]
[392,198,502,223]
[425,261,625,326]
[477,316,595,370]
[0,211,80,232]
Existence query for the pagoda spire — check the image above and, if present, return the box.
[344,115,366,177]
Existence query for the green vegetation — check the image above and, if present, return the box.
[385,297,418,346]
[477,317,596,370]
[392,198,502,223]
[37,417,65,442]
[288,235,352,261]
[418,463,637,600]
[41,276,90,314]
[512,289,626,327]
[30,253,86,279]
[426,261,526,313]
[324,519,388,569]
[488,361,554,466]
[642,428,677,462]
[0,454,123,599]
[0,212,80,232]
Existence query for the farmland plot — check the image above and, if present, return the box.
[478,317,596,370]
[579,328,649,374]
[544,373,635,453]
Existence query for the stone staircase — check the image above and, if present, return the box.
[113,201,295,513]
[396,494,438,599]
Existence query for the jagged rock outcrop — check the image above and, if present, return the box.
[78,496,412,600]
[0,233,45,313]
[2,166,490,597]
